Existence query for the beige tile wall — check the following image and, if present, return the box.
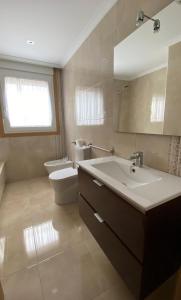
[63,0,173,173]
[0,135,61,182]
[116,68,167,134]
[0,69,64,183]
[164,41,181,135]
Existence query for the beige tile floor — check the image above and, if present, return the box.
[0,177,177,300]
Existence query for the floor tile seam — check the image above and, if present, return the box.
[0,248,65,282]
[34,262,45,300]
[33,249,66,300]
[1,262,40,281]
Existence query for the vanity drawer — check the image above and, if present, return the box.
[79,194,142,299]
[78,167,145,262]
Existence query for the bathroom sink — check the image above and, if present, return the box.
[78,156,181,212]
[91,160,161,188]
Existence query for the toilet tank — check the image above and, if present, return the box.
[74,145,91,162]
[44,158,73,174]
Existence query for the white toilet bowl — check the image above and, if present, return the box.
[44,158,73,174]
[49,168,78,205]
[48,143,90,205]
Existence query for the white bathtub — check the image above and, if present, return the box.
[0,162,6,203]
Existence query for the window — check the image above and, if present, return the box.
[75,87,104,126]
[1,70,56,134]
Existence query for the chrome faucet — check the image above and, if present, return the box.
[130,151,144,168]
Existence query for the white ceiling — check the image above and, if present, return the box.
[0,0,117,67]
[114,1,181,80]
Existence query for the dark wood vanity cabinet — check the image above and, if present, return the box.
[78,167,181,300]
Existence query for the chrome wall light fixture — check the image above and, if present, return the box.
[136,10,160,33]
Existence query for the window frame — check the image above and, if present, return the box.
[0,68,59,136]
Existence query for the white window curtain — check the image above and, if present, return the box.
[4,77,53,129]
[75,87,104,126]
[150,95,165,123]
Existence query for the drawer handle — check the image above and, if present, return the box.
[94,213,104,223]
[93,179,104,187]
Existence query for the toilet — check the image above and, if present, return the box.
[49,167,78,205]
[44,157,73,174]
[48,145,90,205]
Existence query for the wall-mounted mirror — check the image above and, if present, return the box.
[114,1,181,135]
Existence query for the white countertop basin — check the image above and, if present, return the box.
[78,156,181,213]
[91,160,162,188]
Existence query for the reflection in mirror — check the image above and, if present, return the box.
[114,1,181,135]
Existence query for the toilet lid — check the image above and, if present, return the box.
[49,167,78,180]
